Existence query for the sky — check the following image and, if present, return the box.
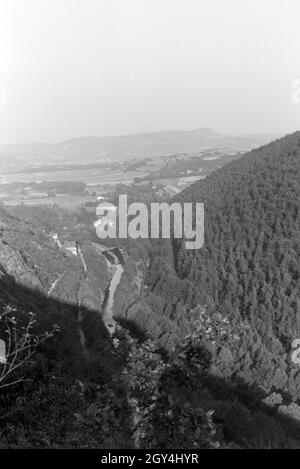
[0,0,300,145]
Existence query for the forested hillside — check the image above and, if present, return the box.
[108,133,300,447]
[176,131,300,324]
[139,133,300,400]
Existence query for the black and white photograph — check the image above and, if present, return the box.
[0,0,300,455]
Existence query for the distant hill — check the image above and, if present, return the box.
[0,128,282,168]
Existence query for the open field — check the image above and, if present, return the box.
[4,194,96,210]
[0,167,149,185]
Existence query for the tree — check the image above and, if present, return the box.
[0,307,59,390]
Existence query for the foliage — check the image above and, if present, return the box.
[0,307,59,390]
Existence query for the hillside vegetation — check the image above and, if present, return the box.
[1,132,300,448]
[112,133,300,447]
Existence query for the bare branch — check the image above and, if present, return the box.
[0,308,59,391]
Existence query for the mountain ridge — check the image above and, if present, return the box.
[0,128,283,166]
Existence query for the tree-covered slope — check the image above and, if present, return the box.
[176,131,300,326]
[135,132,300,402]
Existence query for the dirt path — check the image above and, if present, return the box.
[76,248,88,355]
[47,271,66,297]
[78,247,87,273]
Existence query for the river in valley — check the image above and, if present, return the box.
[100,248,124,335]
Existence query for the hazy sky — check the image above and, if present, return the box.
[0,0,300,144]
